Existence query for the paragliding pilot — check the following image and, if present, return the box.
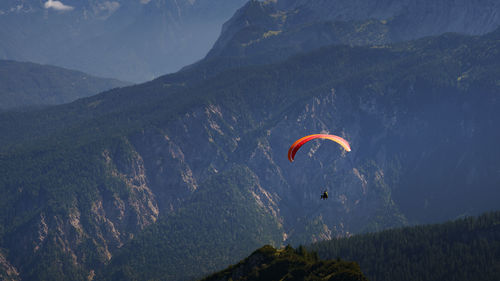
[320,190,328,200]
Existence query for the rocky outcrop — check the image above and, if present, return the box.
[0,250,19,281]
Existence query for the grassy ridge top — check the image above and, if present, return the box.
[201,244,367,281]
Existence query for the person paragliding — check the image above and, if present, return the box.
[288,134,351,201]
[320,190,328,200]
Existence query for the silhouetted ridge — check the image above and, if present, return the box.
[201,245,368,281]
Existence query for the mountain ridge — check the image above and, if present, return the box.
[0,59,128,110]
[207,0,500,66]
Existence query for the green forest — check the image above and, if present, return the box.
[309,211,500,281]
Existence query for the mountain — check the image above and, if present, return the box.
[0,60,128,110]
[3,1,500,280]
[308,211,500,281]
[200,245,368,281]
[207,0,500,64]
[1,26,500,280]
[0,0,248,82]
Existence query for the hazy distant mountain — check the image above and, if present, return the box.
[0,60,128,110]
[207,0,500,62]
[0,0,248,82]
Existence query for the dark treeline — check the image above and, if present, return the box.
[308,211,500,281]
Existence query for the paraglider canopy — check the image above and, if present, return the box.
[288,134,351,162]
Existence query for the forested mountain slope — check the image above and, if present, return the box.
[309,211,500,281]
[1,26,500,280]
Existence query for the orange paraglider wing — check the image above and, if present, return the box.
[288,134,351,162]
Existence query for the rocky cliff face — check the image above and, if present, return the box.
[2,140,160,279]
[0,250,19,281]
[113,78,406,248]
